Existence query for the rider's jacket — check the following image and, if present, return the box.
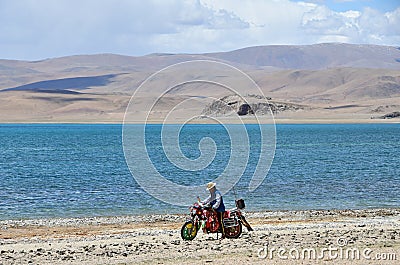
[202,189,225,212]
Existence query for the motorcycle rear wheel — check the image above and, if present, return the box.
[224,221,242,239]
[181,221,198,240]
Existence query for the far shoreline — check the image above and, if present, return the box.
[1,207,399,225]
[0,118,399,125]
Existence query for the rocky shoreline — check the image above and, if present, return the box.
[1,208,399,264]
[1,208,399,229]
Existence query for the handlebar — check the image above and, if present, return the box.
[194,202,214,211]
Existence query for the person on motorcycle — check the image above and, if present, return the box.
[198,182,226,238]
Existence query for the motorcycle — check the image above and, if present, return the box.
[181,199,253,240]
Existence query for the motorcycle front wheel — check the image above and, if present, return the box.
[224,221,242,239]
[181,221,198,240]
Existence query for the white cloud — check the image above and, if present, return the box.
[195,0,400,48]
[301,5,400,44]
[0,0,398,60]
[387,8,400,34]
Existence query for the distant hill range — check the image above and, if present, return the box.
[0,43,399,122]
[206,43,400,69]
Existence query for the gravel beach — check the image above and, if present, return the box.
[1,209,399,264]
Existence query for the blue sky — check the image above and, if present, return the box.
[317,0,400,12]
[0,0,399,60]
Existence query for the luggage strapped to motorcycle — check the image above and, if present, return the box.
[232,185,245,210]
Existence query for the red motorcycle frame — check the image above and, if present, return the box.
[181,200,253,240]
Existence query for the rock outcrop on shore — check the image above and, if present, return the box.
[379,111,400,119]
[202,94,308,116]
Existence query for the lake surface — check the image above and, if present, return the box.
[0,123,399,220]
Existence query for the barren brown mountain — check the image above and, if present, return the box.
[0,43,399,123]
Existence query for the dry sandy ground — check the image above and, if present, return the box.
[0,89,399,124]
[0,209,399,265]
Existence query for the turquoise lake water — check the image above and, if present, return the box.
[0,124,399,220]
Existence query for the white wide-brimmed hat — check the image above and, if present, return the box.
[206,182,216,190]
